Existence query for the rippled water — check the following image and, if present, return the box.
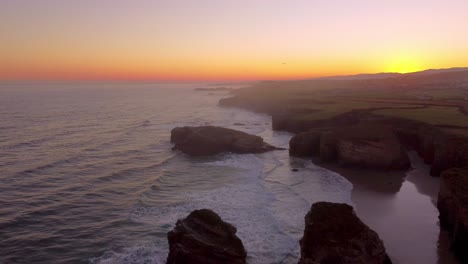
[0,84,352,264]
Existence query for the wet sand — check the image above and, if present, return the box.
[316,152,459,264]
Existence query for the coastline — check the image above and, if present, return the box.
[217,89,465,263]
[320,152,458,264]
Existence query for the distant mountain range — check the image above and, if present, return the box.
[317,67,468,80]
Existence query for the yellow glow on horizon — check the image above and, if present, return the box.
[385,56,425,74]
[1,1,468,81]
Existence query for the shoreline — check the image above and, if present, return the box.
[219,82,468,262]
[318,152,458,263]
[217,92,465,263]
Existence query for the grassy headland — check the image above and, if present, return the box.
[219,68,468,262]
[221,68,468,135]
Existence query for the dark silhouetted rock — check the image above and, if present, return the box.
[171,126,281,156]
[299,202,392,264]
[167,209,247,264]
[292,168,299,172]
[289,131,321,157]
[438,168,468,263]
[290,125,410,170]
[331,127,410,170]
[395,124,468,176]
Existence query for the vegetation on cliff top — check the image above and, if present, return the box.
[225,69,468,135]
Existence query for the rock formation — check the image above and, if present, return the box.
[219,89,468,261]
[290,125,410,170]
[167,209,247,264]
[171,126,281,156]
[299,202,392,264]
[393,123,468,176]
[289,131,321,157]
[437,168,468,263]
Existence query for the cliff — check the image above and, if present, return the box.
[290,125,410,170]
[437,168,468,263]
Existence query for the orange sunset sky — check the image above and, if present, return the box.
[1,0,468,81]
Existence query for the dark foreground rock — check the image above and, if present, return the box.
[171,126,281,156]
[438,168,468,263]
[290,125,410,170]
[299,202,392,264]
[167,209,247,264]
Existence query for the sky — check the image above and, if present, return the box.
[1,0,468,81]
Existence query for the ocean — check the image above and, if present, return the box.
[0,83,352,263]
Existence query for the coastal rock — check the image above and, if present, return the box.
[319,132,338,162]
[299,202,392,264]
[437,168,468,263]
[167,209,247,264]
[395,124,468,176]
[431,137,468,176]
[289,131,321,156]
[290,125,410,170]
[170,126,281,156]
[333,133,410,170]
[219,93,468,176]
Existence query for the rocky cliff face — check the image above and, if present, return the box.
[289,131,322,157]
[394,124,468,176]
[219,94,468,261]
[437,168,468,263]
[170,126,281,156]
[167,209,247,264]
[284,112,468,175]
[290,125,410,170]
[299,202,392,264]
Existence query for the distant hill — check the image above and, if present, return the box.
[317,67,468,81]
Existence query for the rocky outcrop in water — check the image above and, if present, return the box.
[167,209,247,264]
[289,131,322,157]
[437,168,468,263]
[290,125,410,170]
[299,202,392,264]
[171,126,281,156]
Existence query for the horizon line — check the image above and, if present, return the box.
[2,66,467,84]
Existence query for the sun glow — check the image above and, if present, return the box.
[386,56,424,74]
[1,1,468,81]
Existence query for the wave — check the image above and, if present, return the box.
[90,244,167,264]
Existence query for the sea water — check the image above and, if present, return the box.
[0,83,352,263]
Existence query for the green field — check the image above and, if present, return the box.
[373,106,468,127]
[232,72,468,133]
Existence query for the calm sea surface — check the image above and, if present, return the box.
[0,84,352,264]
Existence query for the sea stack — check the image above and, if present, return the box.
[170,126,281,156]
[299,202,392,264]
[167,209,247,264]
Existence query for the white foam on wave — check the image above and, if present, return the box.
[89,243,167,264]
[93,155,352,264]
[203,153,265,173]
[120,153,351,264]
[129,182,296,263]
[92,96,353,264]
